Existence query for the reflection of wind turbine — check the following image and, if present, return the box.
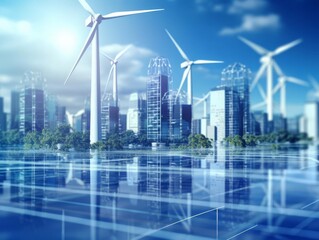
[66,162,84,186]
[102,45,132,105]
[272,63,308,118]
[66,109,85,128]
[165,29,223,105]
[239,36,302,121]
[64,0,163,144]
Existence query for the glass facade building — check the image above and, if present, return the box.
[19,72,46,134]
[10,91,20,130]
[147,57,171,142]
[0,97,7,131]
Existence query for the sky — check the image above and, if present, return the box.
[0,0,319,118]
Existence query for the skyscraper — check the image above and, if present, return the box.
[221,63,251,135]
[304,101,319,142]
[147,57,171,143]
[46,94,57,130]
[209,86,240,142]
[19,72,46,134]
[10,91,20,130]
[0,97,7,131]
[126,93,147,134]
[101,95,119,140]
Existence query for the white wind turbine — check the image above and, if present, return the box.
[66,109,85,129]
[64,0,163,144]
[272,63,308,118]
[165,29,223,105]
[239,36,302,122]
[102,45,132,106]
[65,162,84,186]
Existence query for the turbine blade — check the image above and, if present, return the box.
[103,9,164,20]
[79,0,95,16]
[258,84,267,101]
[286,77,308,86]
[273,82,282,95]
[103,64,115,100]
[102,52,113,62]
[75,178,85,186]
[193,96,201,101]
[66,111,73,126]
[115,44,132,61]
[251,101,266,110]
[75,109,85,117]
[193,60,223,64]
[250,63,267,91]
[176,66,190,99]
[273,39,302,56]
[238,36,268,55]
[65,21,98,85]
[194,98,205,107]
[272,60,284,76]
[165,29,189,61]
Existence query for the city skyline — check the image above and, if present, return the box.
[0,0,319,118]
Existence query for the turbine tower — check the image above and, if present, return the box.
[165,29,223,105]
[102,45,132,106]
[272,63,308,118]
[239,36,302,122]
[65,0,163,144]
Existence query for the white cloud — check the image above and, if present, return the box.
[228,0,267,14]
[219,14,280,35]
[0,17,32,36]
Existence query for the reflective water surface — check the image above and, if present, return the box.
[0,145,319,240]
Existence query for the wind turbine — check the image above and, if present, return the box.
[165,29,223,105]
[65,0,163,144]
[102,45,132,106]
[239,36,302,122]
[66,109,85,129]
[272,63,308,118]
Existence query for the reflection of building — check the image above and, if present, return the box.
[304,102,319,141]
[0,97,7,131]
[10,91,20,130]
[147,57,171,142]
[127,93,147,134]
[19,72,46,134]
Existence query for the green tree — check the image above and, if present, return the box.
[121,130,137,145]
[24,131,41,149]
[188,134,212,149]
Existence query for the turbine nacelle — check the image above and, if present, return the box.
[181,61,192,69]
[85,14,102,27]
[260,55,272,64]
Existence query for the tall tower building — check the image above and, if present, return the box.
[46,94,58,130]
[10,91,20,130]
[127,92,146,134]
[221,63,251,135]
[304,101,319,142]
[147,57,171,143]
[19,72,46,134]
[101,95,119,140]
[0,97,7,131]
[82,96,90,133]
[209,86,240,142]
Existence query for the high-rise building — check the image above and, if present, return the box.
[10,91,20,130]
[147,57,171,142]
[208,86,240,142]
[56,105,66,126]
[304,102,319,141]
[19,72,46,134]
[82,97,90,133]
[251,111,268,135]
[126,93,147,134]
[221,63,251,135]
[0,97,7,131]
[46,94,57,130]
[101,95,119,140]
[119,114,127,133]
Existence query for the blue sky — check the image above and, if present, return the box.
[0,0,318,118]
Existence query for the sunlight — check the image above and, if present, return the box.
[55,30,76,52]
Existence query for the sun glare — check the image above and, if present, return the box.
[55,31,76,52]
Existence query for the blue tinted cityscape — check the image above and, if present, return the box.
[0,0,319,239]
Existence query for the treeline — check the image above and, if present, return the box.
[224,132,311,147]
[0,125,213,151]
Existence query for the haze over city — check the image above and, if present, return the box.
[0,0,319,117]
